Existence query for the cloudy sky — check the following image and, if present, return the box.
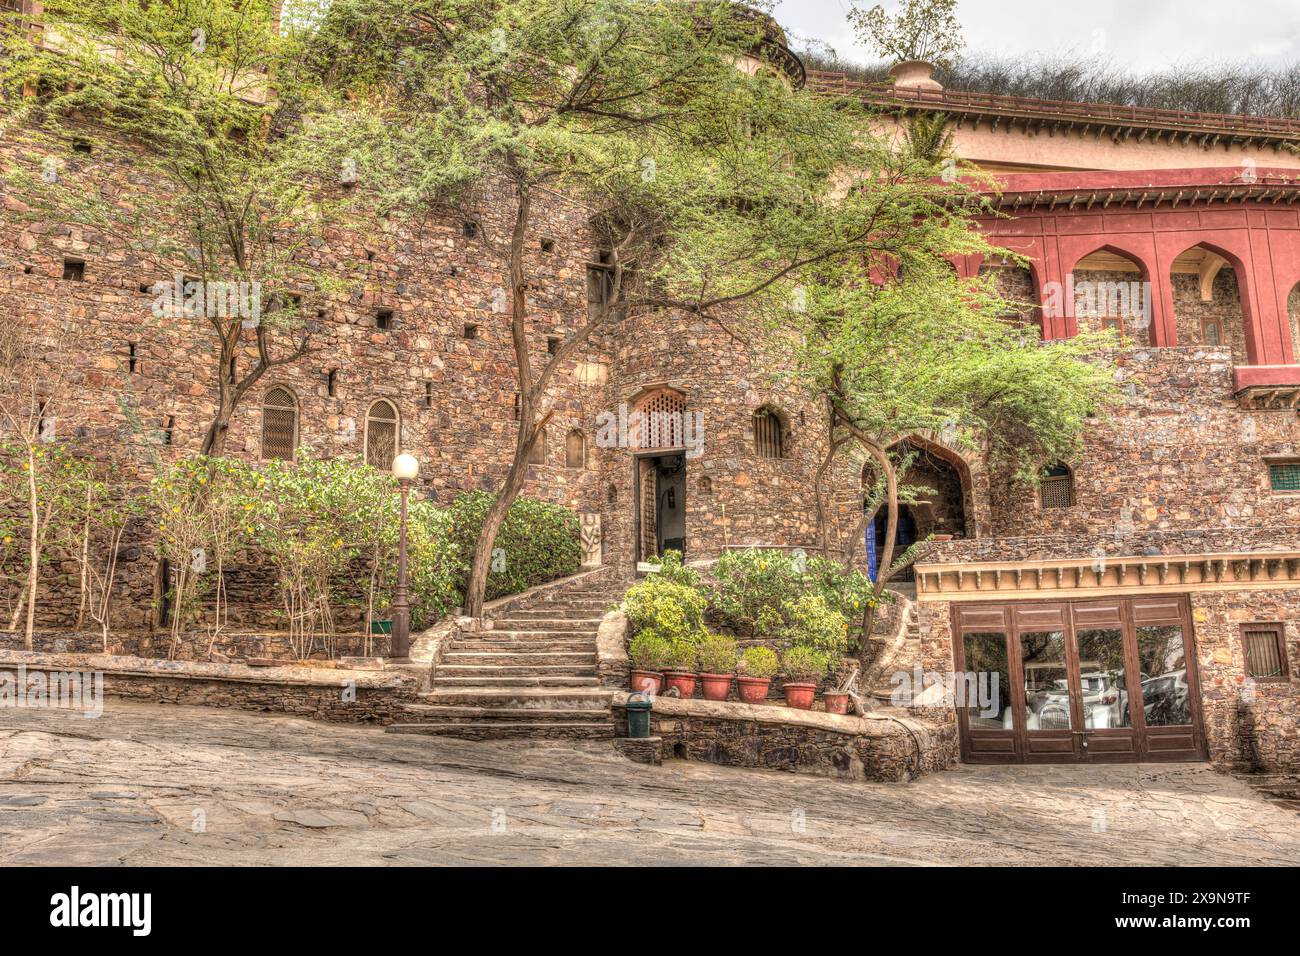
[773,0,1300,73]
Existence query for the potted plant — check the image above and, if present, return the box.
[662,638,699,698]
[628,632,669,695]
[697,635,738,701]
[822,657,851,715]
[780,645,828,710]
[735,646,778,704]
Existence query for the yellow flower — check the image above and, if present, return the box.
[334,538,343,548]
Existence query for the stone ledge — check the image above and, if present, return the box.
[613,693,926,738]
[0,649,415,691]
[596,610,630,690]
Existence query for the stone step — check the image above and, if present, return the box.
[397,703,611,722]
[387,722,615,740]
[453,639,597,652]
[433,675,602,687]
[491,617,603,630]
[507,607,610,619]
[418,686,612,708]
[443,651,597,666]
[484,629,601,641]
[438,663,597,676]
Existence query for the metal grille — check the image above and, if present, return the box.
[365,400,397,469]
[632,389,686,450]
[753,408,785,459]
[261,387,297,461]
[565,429,585,469]
[1268,461,1300,492]
[1243,626,1288,679]
[1039,474,1073,509]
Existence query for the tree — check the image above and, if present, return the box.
[769,243,1119,674]
[849,0,965,71]
[300,0,1005,616]
[0,0,368,454]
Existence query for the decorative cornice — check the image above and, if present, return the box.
[915,551,1300,602]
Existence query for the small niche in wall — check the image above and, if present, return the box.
[463,322,478,340]
[540,237,555,253]
[698,475,712,494]
[61,258,85,281]
[375,308,394,330]
[327,368,339,398]
[424,381,434,408]
[547,335,561,355]
[462,220,479,239]
[127,342,139,374]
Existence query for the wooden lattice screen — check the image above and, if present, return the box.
[1039,473,1073,509]
[753,407,785,459]
[261,387,297,461]
[1243,625,1288,679]
[633,389,686,450]
[365,400,397,468]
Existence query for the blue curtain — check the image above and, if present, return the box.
[865,515,878,582]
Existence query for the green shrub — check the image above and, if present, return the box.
[697,634,738,674]
[621,575,707,643]
[737,645,778,680]
[780,593,849,658]
[646,549,700,589]
[805,555,877,619]
[443,490,581,602]
[781,645,830,683]
[629,631,670,671]
[709,548,804,637]
[663,637,699,672]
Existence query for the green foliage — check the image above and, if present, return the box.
[443,490,580,602]
[621,575,707,644]
[645,550,700,589]
[804,555,877,620]
[738,645,778,680]
[781,645,831,683]
[709,548,804,638]
[663,638,699,673]
[629,631,671,671]
[697,634,738,675]
[779,593,849,661]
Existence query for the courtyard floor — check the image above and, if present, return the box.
[0,700,1297,866]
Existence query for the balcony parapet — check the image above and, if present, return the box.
[1233,365,1300,410]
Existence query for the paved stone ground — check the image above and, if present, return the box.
[1,701,1297,866]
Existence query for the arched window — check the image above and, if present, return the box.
[1040,463,1074,509]
[565,429,586,469]
[631,388,687,450]
[261,386,298,461]
[364,400,398,468]
[528,425,547,465]
[752,406,787,459]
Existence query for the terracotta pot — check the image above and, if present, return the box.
[782,681,817,710]
[663,670,698,699]
[823,692,850,715]
[630,670,663,695]
[736,676,771,704]
[699,673,733,701]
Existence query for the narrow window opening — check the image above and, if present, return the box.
[61,258,84,281]
[71,139,92,155]
[228,354,238,384]
[547,335,561,356]
[540,237,555,253]
[463,322,478,340]
[162,415,175,446]
[1242,624,1289,680]
[327,368,339,398]
[424,381,433,408]
[127,342,138,374]
[462,220,479,239]
[512,393,521,421]
[752,406,786,459]
[375,308,394,330]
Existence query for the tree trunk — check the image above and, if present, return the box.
[200,395,235,456]
[462,431,537,618]
[23,448,39,650]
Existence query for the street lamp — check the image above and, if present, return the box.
[390,452,419,660]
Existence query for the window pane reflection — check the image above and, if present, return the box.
[1075,628,1130,728]
[962,632,1011,729]
[1135,625,1192,726]
[1021,630,1072,730]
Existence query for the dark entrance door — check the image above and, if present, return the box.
[952,596,1206,764]
[634,453,686,565]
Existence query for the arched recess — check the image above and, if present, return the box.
[1068,246,1156,346]
[978,258,1042,332]
[751,404,789,459]
[1288,280,1300,362]
[1168,243,1249,361]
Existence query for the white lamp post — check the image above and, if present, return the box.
[390,453,420,660]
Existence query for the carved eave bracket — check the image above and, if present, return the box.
[916,551,1300,602]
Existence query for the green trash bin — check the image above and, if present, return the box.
[625,692,653,739]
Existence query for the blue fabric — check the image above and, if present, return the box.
[866,515,878,581]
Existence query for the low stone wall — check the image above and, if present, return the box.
[0,628,391,663]
[596,610,630,690]
[0,649,419,724]
[612,696,957,783]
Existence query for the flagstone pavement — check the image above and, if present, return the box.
[1,701,1297,866]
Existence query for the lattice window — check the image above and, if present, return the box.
[1201,319,1222,347]
[753,406,786,459]
[365,400,398,469]
[632,388,686,450]
[565,429,586,469]
[1242,624,1289,680]
[1039,464,1073,509]
[261,387,297,461]
[1268,461,1300,492]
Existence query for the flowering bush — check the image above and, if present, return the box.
[708,548,803,637]
[737,645,778,679]
[663,637,699,673]
[645,549,701,589]
[629,631,671,671]
[621,575,707,644]
[781,645,831,683]
[779,593,848,659]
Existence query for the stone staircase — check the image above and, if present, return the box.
[386,576,626,740]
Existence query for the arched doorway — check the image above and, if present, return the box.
[1170,244,1247,360]
[630,387,689,566]
[865,439,972,582]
